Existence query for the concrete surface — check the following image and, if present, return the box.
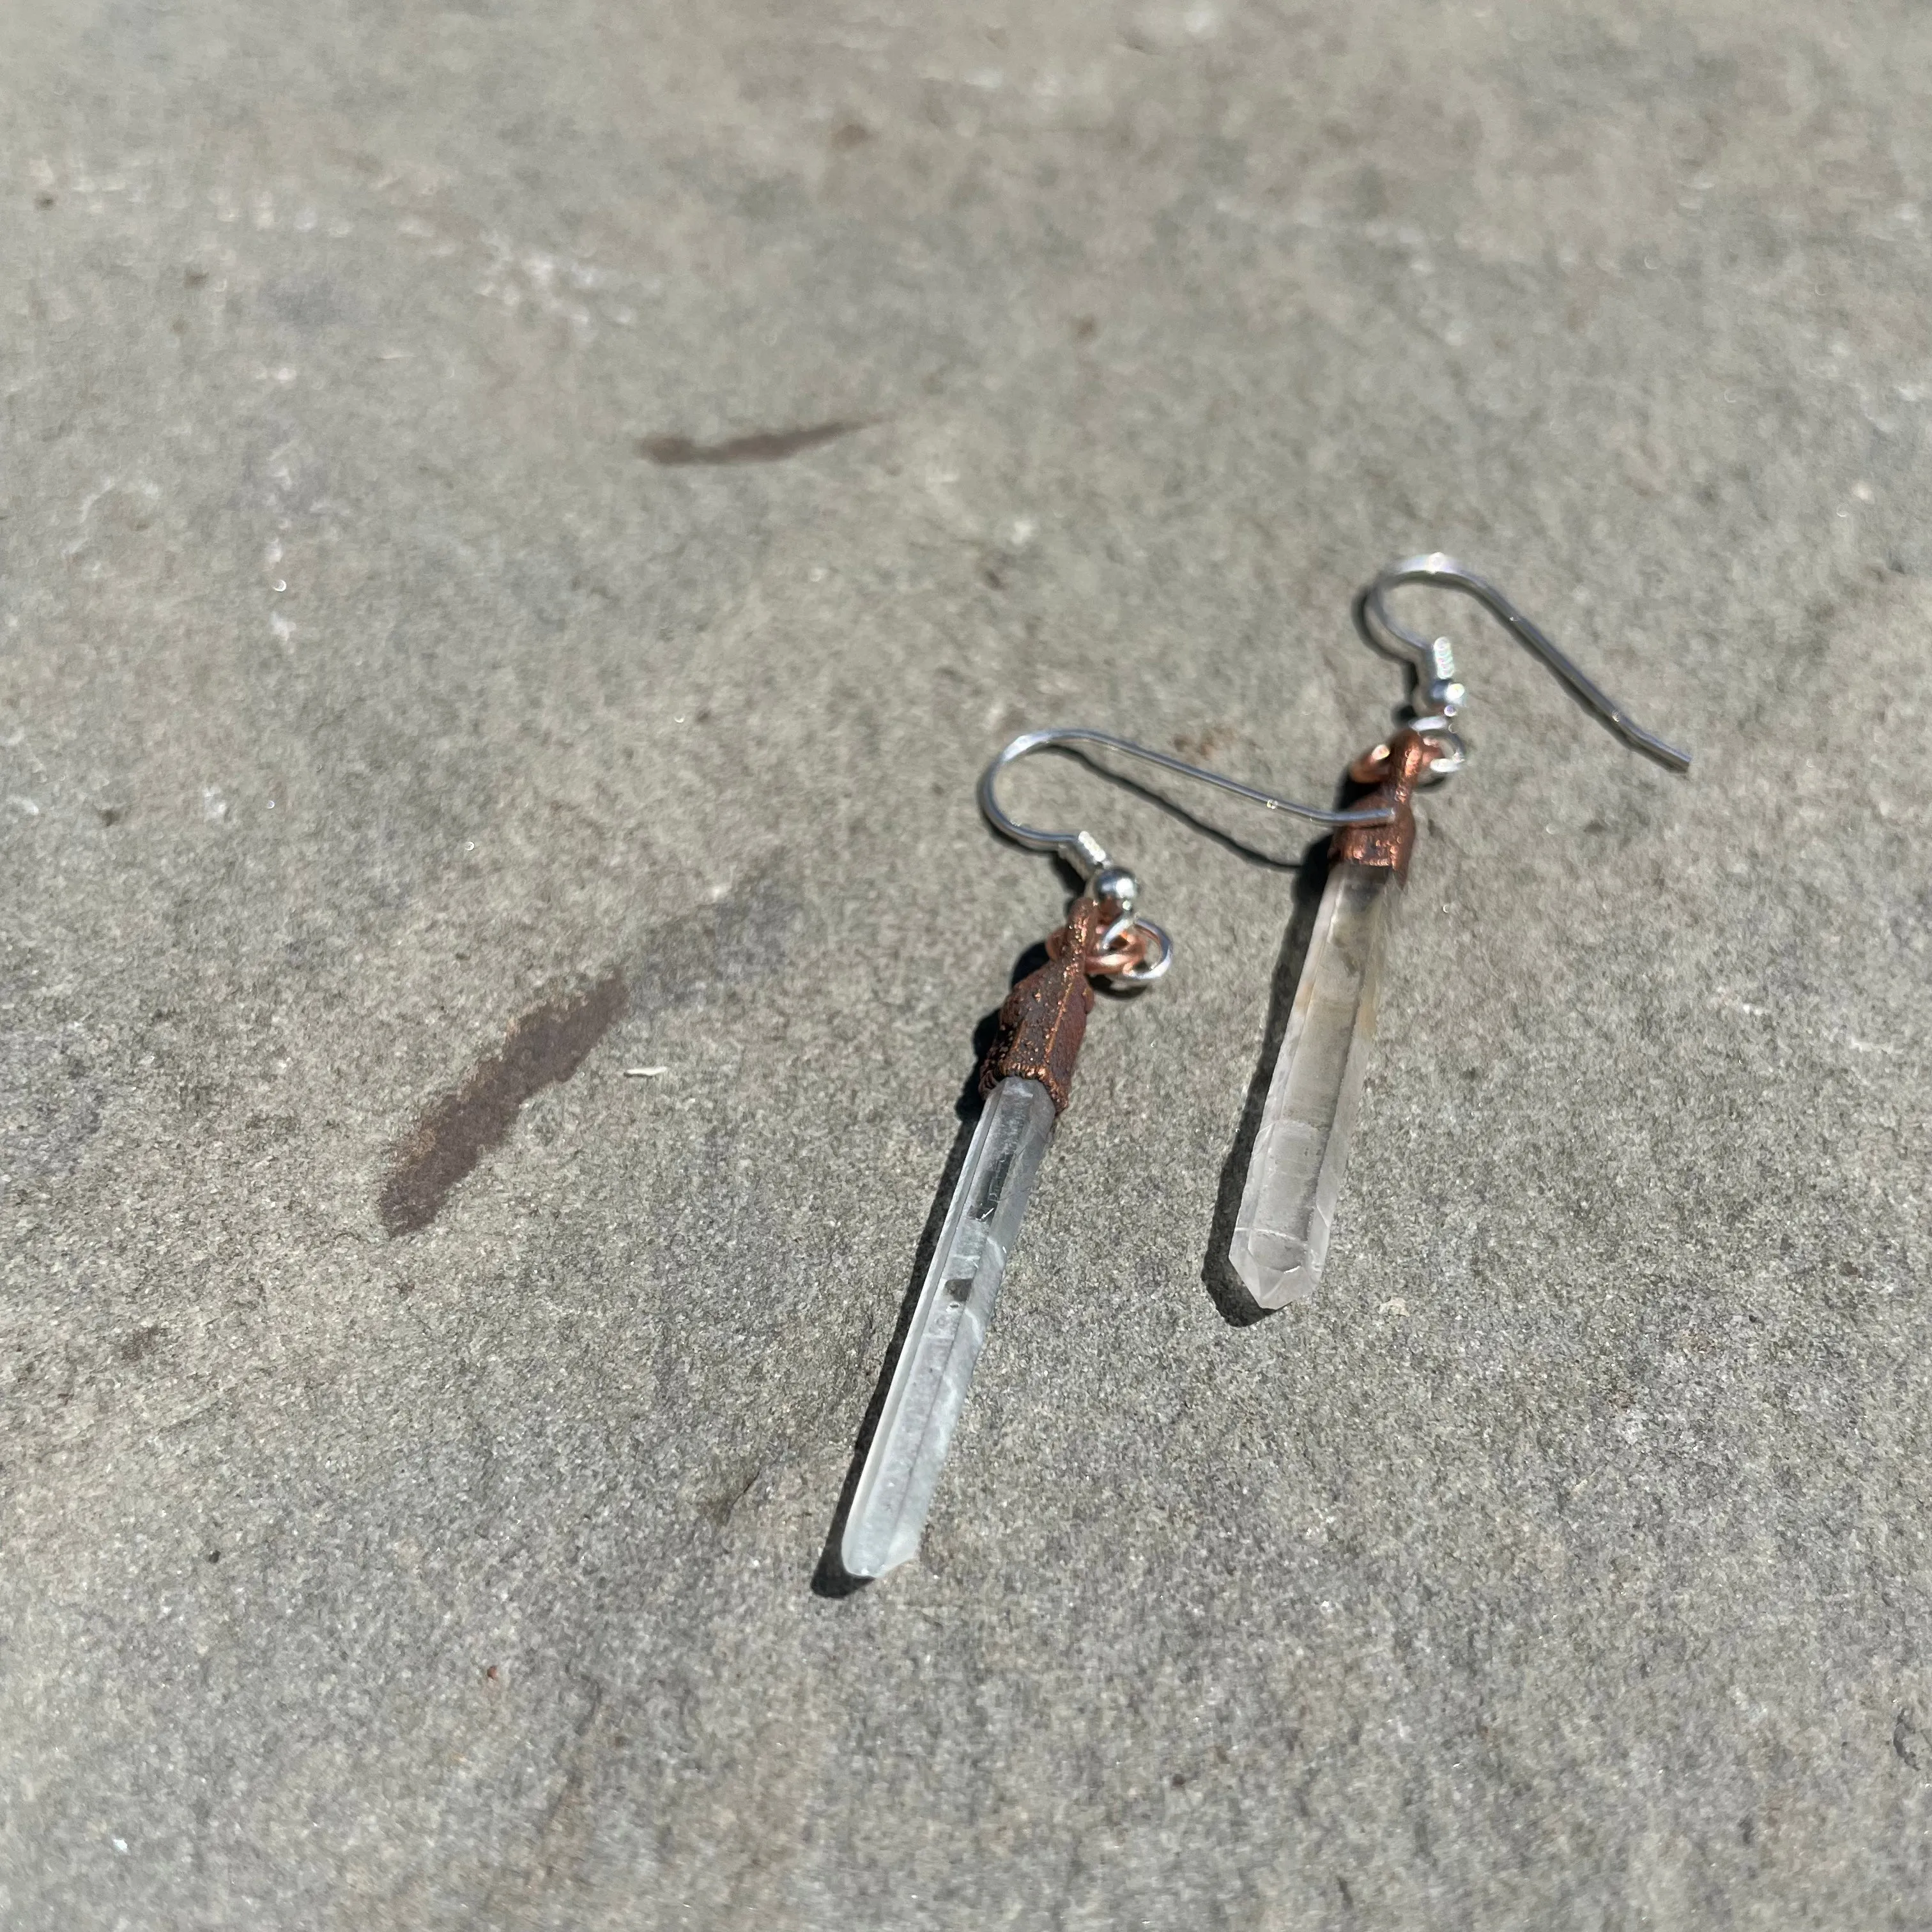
[3,3,1930,1926]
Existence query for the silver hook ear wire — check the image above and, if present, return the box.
[977,728,1400,988]
[979,726,1397,877]
[1357,554,1691,774]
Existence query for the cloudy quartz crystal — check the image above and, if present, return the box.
[1229,861,1398,1308]
[841,1075,1057,1579]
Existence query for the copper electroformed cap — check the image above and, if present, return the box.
[1329,726,1437,882]
[978,893,1118,1115]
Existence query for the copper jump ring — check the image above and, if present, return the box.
[1084,918,1170,984]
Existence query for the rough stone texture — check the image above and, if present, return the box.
[2,3,1929,1926]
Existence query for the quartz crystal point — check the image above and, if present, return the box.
[841,1075,1057,1578]
[1229,861,1397,1308]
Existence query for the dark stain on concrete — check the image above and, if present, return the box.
[379,873,799,1237]
[638,420,866,466]
[381,971,628,1236]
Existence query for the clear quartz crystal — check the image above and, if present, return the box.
[841,1075,1057,1579]
[1229,861,1399,1309]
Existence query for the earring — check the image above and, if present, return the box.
[838,555,1688,1579]
[835,830,1172,1580]
[1228,555,1689,1307]
[841,740,1384,1579]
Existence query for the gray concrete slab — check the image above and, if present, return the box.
[3,3,1929,1925]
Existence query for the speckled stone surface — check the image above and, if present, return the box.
[3,4,1929,1926]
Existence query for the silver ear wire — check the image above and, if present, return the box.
[977,726,1394,882]
[1356,554,1691,774]
[977,728,1396,991]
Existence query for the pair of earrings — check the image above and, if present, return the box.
[839,556,1689,1581]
